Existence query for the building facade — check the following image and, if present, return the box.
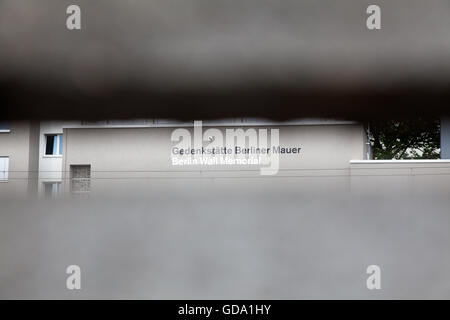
[1,119,450,199]
[0,121,39,198]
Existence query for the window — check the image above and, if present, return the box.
[44,182,61,199]
[45,134,63,155]
[70,165,91,194]
[0,122,10,132]
[0,157,9,181]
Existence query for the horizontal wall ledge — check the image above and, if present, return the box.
[350,160,450,164]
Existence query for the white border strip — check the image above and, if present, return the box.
[350,160,450,164]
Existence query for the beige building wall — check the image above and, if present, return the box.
[61,123,366,196]
[350,160,450,195]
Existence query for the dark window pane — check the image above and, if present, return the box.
[0,122,10,131]
[45,135,55,155]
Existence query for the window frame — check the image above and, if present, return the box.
[0,156,9,182]
[0,122,11,133]
[44,134,63,157]
[43,181,62,199]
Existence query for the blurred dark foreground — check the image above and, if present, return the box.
[2,0,450,120]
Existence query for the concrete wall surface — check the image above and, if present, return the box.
[350,160,450,195]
